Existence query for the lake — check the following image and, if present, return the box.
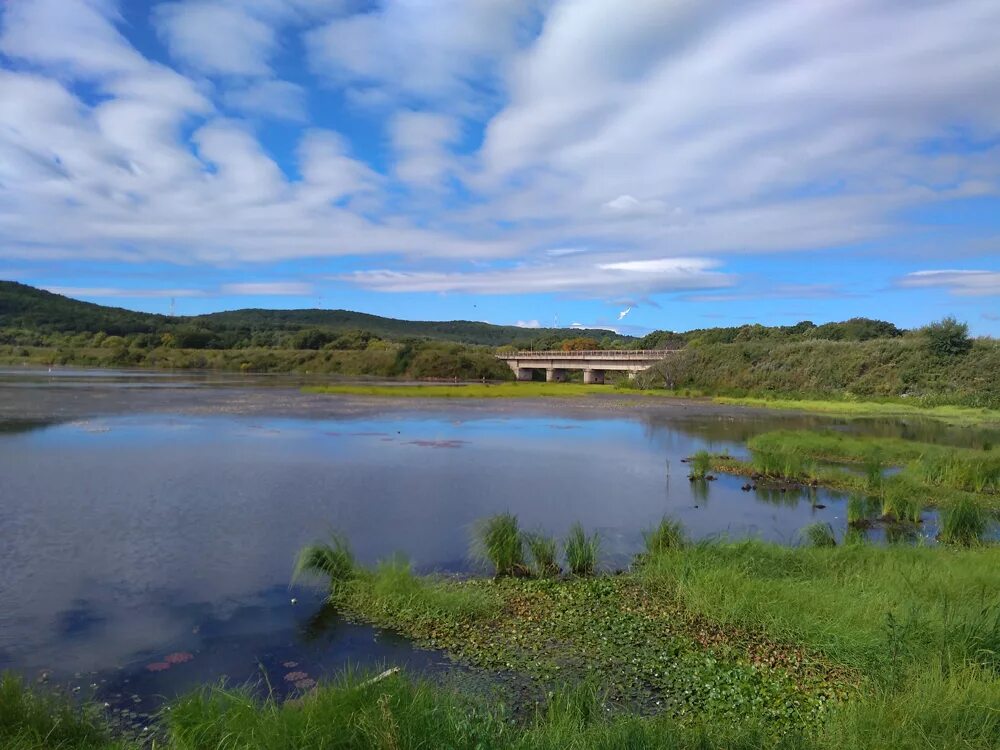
[0,367,990,726]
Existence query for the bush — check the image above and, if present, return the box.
[921,317,972,358]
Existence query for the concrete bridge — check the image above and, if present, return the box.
[497,350,673,384]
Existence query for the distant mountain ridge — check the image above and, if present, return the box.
[0,281,625,347]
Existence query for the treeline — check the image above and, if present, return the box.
[636,320,1000,409]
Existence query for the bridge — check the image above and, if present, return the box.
[496,350,673,384]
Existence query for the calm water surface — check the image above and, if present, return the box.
[0,370,990,718]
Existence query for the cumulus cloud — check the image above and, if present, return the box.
[223,80,308,121]
[339,257,733,297]
[155,1,277,76]
[390,110,460,186]
[898,270,1000,296]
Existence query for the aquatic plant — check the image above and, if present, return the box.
[292,532,356,592]
[642,516,685,555]
[564,522,600,576]
[688,450,713,479]
[472,513,526,577]
[863,451,885,491]
[801,522,837,548]
[847,495,871,528]
[525,532,560,577]
[881,480,922,525]
[939,498,988,546]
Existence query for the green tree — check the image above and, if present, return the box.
[921,316,972,357]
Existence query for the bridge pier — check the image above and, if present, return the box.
[515,368,533,381]
[583,369,605,385]
[545,368,567,382]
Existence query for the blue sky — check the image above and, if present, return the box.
[0,0,998,336]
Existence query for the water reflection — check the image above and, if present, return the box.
[0,401,993,710]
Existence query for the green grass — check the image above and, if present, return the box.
[713,396,1000,425]
[939,497,990,546]
[304,382,618,398]
[642,517,686,555]
[292,532,356,593]
[525,533,561,578]
[687,450,713,479]
[564,523,600,576]
[801,522,837,547]
[472,513,527,577]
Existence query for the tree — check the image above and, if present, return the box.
[921,316,972,357]
[560,337,600,351]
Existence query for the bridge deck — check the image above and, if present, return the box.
[497,349,673,360]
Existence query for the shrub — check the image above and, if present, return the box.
[921,316,972,358]
[472,513,526,577]
[564,523,599,576]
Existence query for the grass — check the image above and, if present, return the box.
[292,532,356,593]
[564,523,600,576]
[801,522,837,547]
[473,513,527,577]
[304,382,618,398]
[712,396,1000,425]
[939,497,989,546]
[525,533,561,577]
[642,517,686,555]
[687,450,713,479]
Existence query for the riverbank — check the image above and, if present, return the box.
[5,536,999,749]
[711,395,1000,425]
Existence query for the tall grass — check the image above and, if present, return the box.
[801,522,837,548]
[880,480,922,524]
[939,498,989,546]
[564,523,599,576]
[472,513,526,576]
[643,517,685,554]
[688,450,713,479]
[525,533,560,577]
[293,532,356,592]
[0,673,129,750]
[863,451,884,491]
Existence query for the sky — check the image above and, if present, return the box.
[0,0,998,336]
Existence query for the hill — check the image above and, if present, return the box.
[0,281,625,347]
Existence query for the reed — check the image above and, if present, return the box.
[564,523,600,576]
[688,450,713,479]
[292,532,356,592]
[939,498,989,546]
[525,532,560,578]
[801,522,837,548]
[472,513,526,577]
[643,516,686,554]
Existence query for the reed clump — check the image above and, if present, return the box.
[472,512,527,577]
[688,450,713,479]
[939,498,989,546]
[643,516,685,555]
[802,522,837,548]
[564,522,600,576]
[525,532,560,578]
[292,532,356,593]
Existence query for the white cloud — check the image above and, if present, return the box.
[898,270,1000,296]
[220,282,315,296]
[223,80,308,122]
[339,257,732,297]
[155,1,276,76]
[43,286,204,299]
[390,110,460,186]
[514,319,541,328]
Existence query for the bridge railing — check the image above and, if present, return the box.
[497,349,675,359]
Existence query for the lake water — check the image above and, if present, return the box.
[0,368,992,723]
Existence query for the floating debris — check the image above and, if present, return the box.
[293,678,316,690]
[282,661,299,669]
[145,662,170,672]
[284,671,308,682]
[406,439,467,449]
[164,652,193,664]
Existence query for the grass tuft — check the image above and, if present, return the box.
[564,523,600,576]
[472,513,526,577]
[801,522,837,548]
[525,533,560,578]
[688,450,713,479]
[292,532,356,592]
[939,497,989,546]
[643,517,686,555]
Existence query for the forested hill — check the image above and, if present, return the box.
[0,281,624,347]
